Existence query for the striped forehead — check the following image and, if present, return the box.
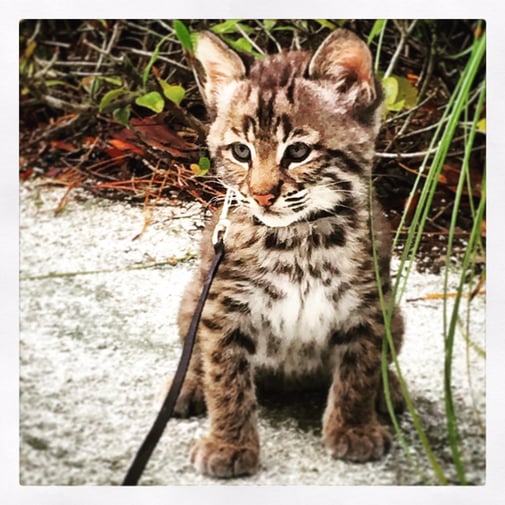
[231,52,309,138]
[240,107,294,145]
[248,51,309,90]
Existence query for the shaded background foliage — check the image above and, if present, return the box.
[19,19,485,272]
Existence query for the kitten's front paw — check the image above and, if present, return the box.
[323,422,392,462]
[190,436,259,478]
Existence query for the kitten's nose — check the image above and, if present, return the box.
[252,192,276,208]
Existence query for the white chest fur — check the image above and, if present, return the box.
[247,268,360,376]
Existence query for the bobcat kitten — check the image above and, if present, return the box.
[176,29,405,478]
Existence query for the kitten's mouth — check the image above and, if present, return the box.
[232,189,309,227]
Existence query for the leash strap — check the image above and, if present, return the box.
[122,238,225,485]
[122,189,234,485]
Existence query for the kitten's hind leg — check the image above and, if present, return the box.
[376,306,405,418]
[170,271,209,418]
[376,368,406,419]
[174,350,206,417]
[159,347,206,418]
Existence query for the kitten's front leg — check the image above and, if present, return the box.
[191,322,259,478]
[323,324,391,462]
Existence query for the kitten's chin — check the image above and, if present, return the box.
[252,211,300,228]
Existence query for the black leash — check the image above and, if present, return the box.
[121,238,225,485]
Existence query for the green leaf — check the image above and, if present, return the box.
[295,20,309,32]
[210,20,254,35]
[101,76,123,86]
[382,76,399,108]
[99,88,128,112]
[367,19,386,45]
[382,75,418,112]
[388,99,406,112]
[396,75,418,109]
[174,20,193,52]
[159,81,186,106]
[263,19,277,32]
[315,19,338,30]
[210,19,240,34]
[198,156,211,172]
[135,91,165,113]
[143,35,170,87]
[224,37,262,58]
[45,79,72,88]
[190,32,199,51]
[81,76,101,96]
[191,156,211,176]
[229,37,252,52]
[112,106,131,127]
[270,26,297,32]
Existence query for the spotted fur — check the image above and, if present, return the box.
[174,29,404,478]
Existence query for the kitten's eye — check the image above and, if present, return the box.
[284,142,311,164]
[230,143,252,163]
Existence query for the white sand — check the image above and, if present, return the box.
[19,181,485,485]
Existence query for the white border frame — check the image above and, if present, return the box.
[4,1,505,503]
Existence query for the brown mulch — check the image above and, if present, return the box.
[19,20,485,273]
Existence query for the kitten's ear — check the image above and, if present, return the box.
[195,31,246,110]
[308,29,376,105]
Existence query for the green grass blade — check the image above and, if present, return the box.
[392,29,486,307]
[442,78,486,483]
[373,28,485,484]
[370,183,448,485]
[142,35,170,88]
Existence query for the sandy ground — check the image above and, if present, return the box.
[18,181,486,486]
